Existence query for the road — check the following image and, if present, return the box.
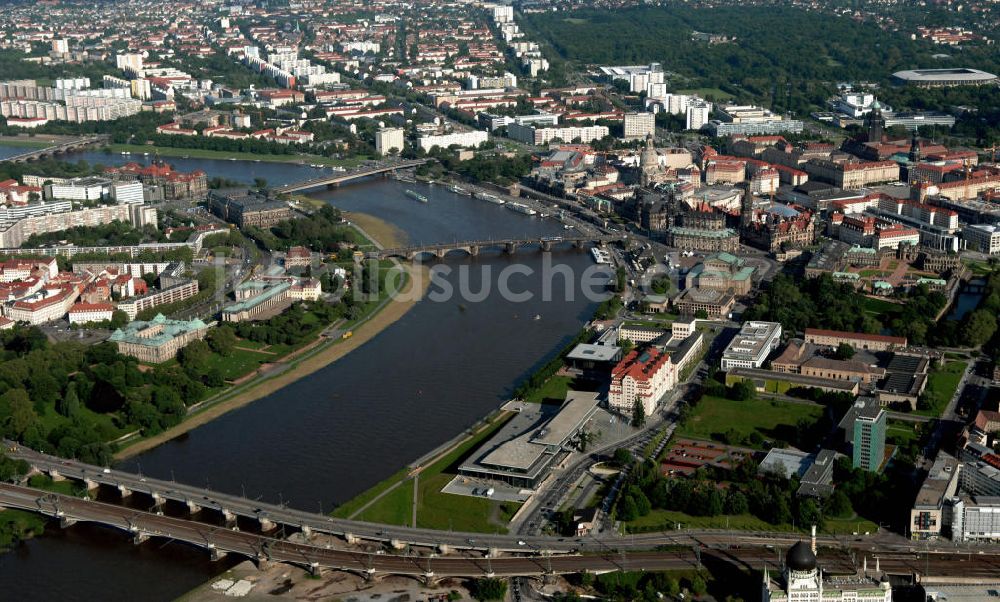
[7,481,1000,580]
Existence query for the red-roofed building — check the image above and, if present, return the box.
[804,328,907,351]
[68,302,115,325]
[609,348,676,417]
[0,179,43,204]
[104,162,207,201]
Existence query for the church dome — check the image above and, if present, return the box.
[786,541,817,572]
[640,134,658,170]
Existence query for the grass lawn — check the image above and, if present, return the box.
[200,347,272,381]
[916,360,967,417]
[0,136,53,149]
[332,466,412,519]
[232,339,269,351]
[963,260,996,277]
[677,396,823,450]
[27,474,85,497]
[0,509,47,552]
[886,421,919,448]
[35,405,128,445]
[626,508,878,535]
[356,479,414,526]
[524,375,573,404]
[334,413,519,533]
[106,144,368,168]
[861,296,899,316]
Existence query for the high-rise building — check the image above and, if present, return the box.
[51,39,69,54]
[115,53,145,77]
[853,397,886,471]
[375,128,405,155]
[623,112,655,140]
[686,102,711,131]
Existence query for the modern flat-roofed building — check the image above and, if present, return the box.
[892,68,998,88]
[116,279,199,320]
[623,112,655,140]
[721,321,782,370]
[964,224,1000,255]
[507,123,608,146]
[375,127,405,155]
[911,452,961,540]
[47,176,110,201]
[457,391,599,489]
[852,397,887,472]
[109,314,209,363]
[417,130,488,152]
[951,496,1000,543]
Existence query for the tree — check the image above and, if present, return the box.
[833,342,855,360]
[728,379,756,401]
[470,578,507,601]
[109,310,128,330]
[724,490,749,515]
[962,309,997,347]
[613,447,634,467]
[1,389,36,439]
[177,339,212,375]
[695,309,709,319]
[826,490,853,518]
[57,382,80,418]
[631,396,646,428]
[207,325,237,356]
[687,574,708,597]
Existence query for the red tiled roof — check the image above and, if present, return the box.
[804,328,906,345]
[612,348,671,383]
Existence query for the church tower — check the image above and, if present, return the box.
[865,99,885,143]
[740,184,754,228]
[909,130,922,163]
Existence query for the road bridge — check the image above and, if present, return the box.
[274,159,431,194]
[0,135,109,163]
[9,444,1000,560]
[369,234,625,261]
[6,482,1000,582]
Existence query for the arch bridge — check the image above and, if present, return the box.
[0,135,109,163]
[370,235,624,261]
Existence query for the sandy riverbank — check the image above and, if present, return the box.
[344,210,408,248]
[115,214,426,460]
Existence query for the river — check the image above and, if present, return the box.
[0,148,604,600]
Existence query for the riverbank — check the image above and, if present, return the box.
[116,261,429,460]
[105,143,368,168]
[344,211,408,248]
[0,135,58,149]
[114,212,424,460]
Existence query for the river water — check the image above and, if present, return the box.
[0,148,604,600]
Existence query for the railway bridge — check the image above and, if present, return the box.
[6,443,1000,581]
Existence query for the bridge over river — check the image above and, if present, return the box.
[369,234,625,261]
[0,135,109,163]
[274,159,430,194]
[5,443,1000,581]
